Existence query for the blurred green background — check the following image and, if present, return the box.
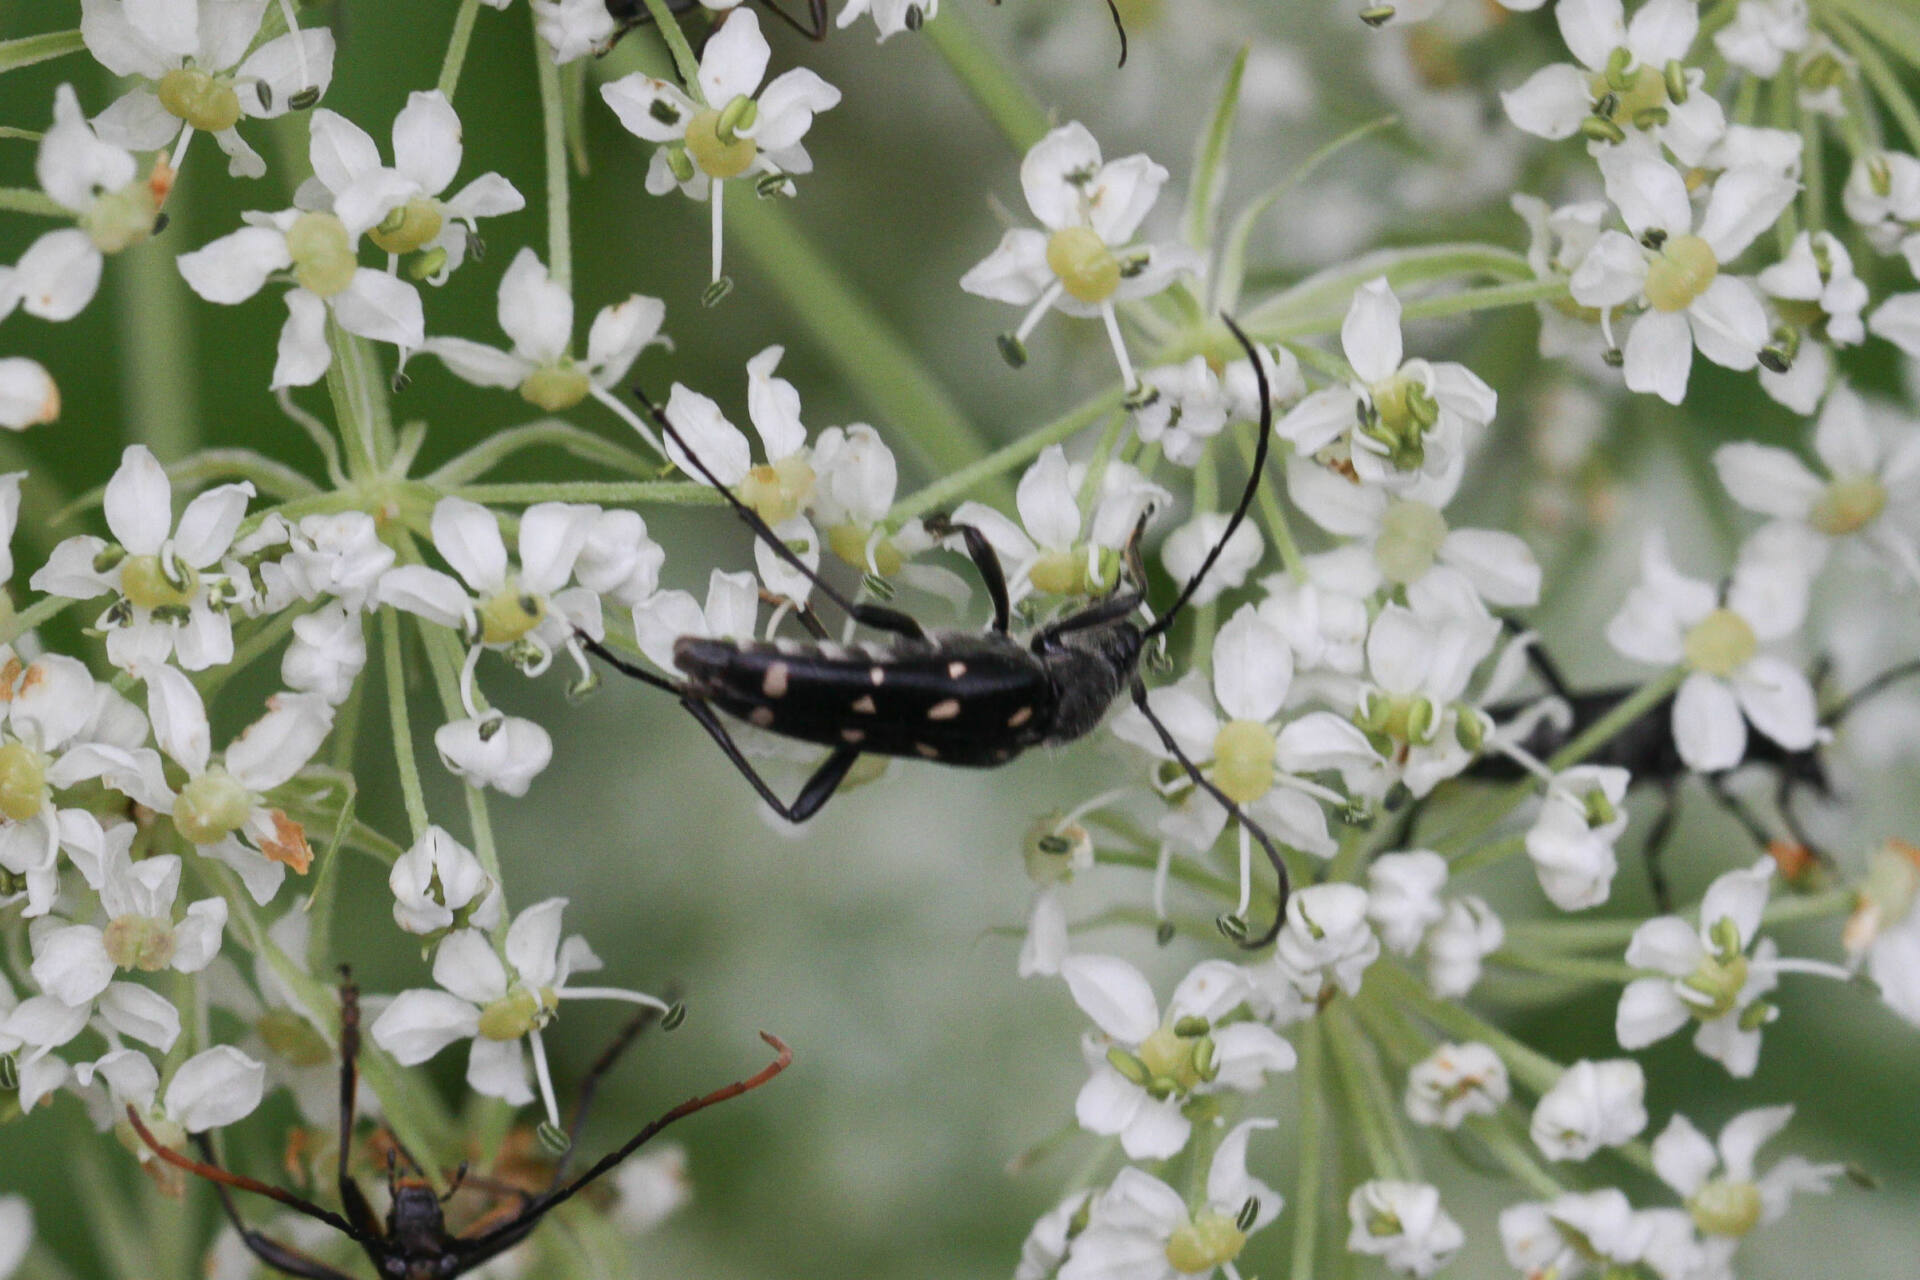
[1,1,1918,1276]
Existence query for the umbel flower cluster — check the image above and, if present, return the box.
[0,0,1918,1277]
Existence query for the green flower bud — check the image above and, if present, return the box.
[173,768,252,845]
[1688,1177,1763,1237]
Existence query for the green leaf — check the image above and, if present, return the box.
[1183,44,1250,256]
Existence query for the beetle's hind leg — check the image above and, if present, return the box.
[1128,679,1291,948]
[680,697,863,823]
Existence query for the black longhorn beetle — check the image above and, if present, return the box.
[129,971,791,1280]
[1463,639,1920,909]
[580,316,1291,945]
[600,0,1131,66]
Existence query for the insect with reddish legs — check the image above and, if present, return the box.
[581,316,1292,945]
[128,971,791,1280]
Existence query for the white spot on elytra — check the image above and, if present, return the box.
[841,728,866,744]
[762,662,790,697]
[869,667,886,686]
[749,707,775,727]
[947,661,967,678]
[915,742,941,758]
[1007,706,1033,728]
[927,699,961,721]
[851,695,877,714]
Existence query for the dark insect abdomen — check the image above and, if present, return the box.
[674,633,1057,766]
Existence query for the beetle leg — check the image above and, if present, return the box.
[925,516,1013,633]
[1036,590,1145,647]
[679,696,862,823]
[1129,679,1290,948]
[204,1194,362,1280]
[756,0,830,39]
[331,971,384,1238]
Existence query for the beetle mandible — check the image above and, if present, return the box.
[580,316,1295,946]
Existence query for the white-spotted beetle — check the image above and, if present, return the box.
[130,970,790,1280]
[580,317,1294,946]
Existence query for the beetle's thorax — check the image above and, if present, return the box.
[383,1184,452,1276]
[1034,618,1144,745]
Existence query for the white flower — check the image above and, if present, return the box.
[1255,548,1376,676]
[176,174,426,388]
[1841,151,1920,271]
[370,900,670,1129]
[1059,1120,1282,1280]
[532,0,621,61]
[1016,1191,1092,1280]
[1715,383,1920,587]
[836,0,933,40]
[297,93,523,285]
[1367,850,1448,955]
[1617,858,1848,1075]
[388,825,503,936]
[1869,291,1920,359]
[1111,610,1372,880]
[1061,954,1293,1159]
[959,121,1198,388]
[0,359,59,429]
[1754,230,1866,414]
[1571,150,1797,404]
[1531,1058,1648,1160]
[28,845,225,1007]
[281,603,367,705]
[601,10,840,285]
[612,1145,691,1235]
[435,714,554,797]
[0,1196,29,1280]
[1525,765,1631,910]
[1405,1041,1509,1129]
[1017,811,1094,978]
[1286,455,1540,610]
[1652,1107,1842,1246]
[140,668,334,904]
[1425,894,1504,997]
[1280,279,1497,488]
[632,567,759,674]
[1345,1181,1464,1278]
[79,1043,265,1142]
[29,446,253,672]
[420,248,665,419]
[243,510,396,612]
[1499,1189,1652,1280]
[82,0,334,177]
[1500,0,1725,164]
[1605,531,1818,771]
[1848,840,1920,1027]
[1715,0,1809,76]
[953,446,1170,606]
[1250,883,1381,1022]
[573,509,667,607]
[0,86,163,326]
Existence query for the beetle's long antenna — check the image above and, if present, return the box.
[126,1108,368,1241]
[1104,0,1129,67]
[453,1034,793,1264]
[1143,315,1271,642]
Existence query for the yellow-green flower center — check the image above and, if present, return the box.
[1165,1211,1247,1274]
[738,456,818,527]
[1023,814,1091,885]
[287,211,358,299]
[1688,1177,1763,1238]
[826,523,904,577]
[1368,375,1441,470]
[1588,63,1671,125]
[1682,608,1756,678]
[120,554,198,611]
[1810,475,1886,536]
[1357,692,1438,749]
[476,986,557,1041]
[519,364,592,413]
[1374,500,1449,585]
[1135,1024,1211,1093]
[1212,719,1277,806]
[173,768,252,845]
[368,197,445,256]
[102,916,176,972]
[685,105,758,180]
[156,67,242,132]
[479,584,546,646]
[1046,226,1121,304]
[1029,545,1121,597]
[0,741,47,823]
[1644,234,1719,313]
[81,181,162,255]
[257,1008,335,1067]
[1680,950,1751,1020]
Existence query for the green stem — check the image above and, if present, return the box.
[726,196,999,484]
[1817,0,1920,74]
[1466,1115,1565,1198]
[1825,10,1920,151]
[1094,845,1241,903]
[0,595,78,647]
[536,12,573,289]
[639,0,704,88]
[427,420,661,486]
[1489,947,1640,985]
[324,323,393,479]
[439,0,486,99]
[1447,833,1526,877]
[1370,961,1561,1097]
[1337,1001,1422,1181]
[381,609,432,843]
[921,7,1050,152]
[1290,1020,1325,1280]
[451,480,717,505]
[1236,422,1304,581]
[1322,1003,1403,1179]
[889,386,1123,522]
[0,29,85,73]
[0,188,64,217]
